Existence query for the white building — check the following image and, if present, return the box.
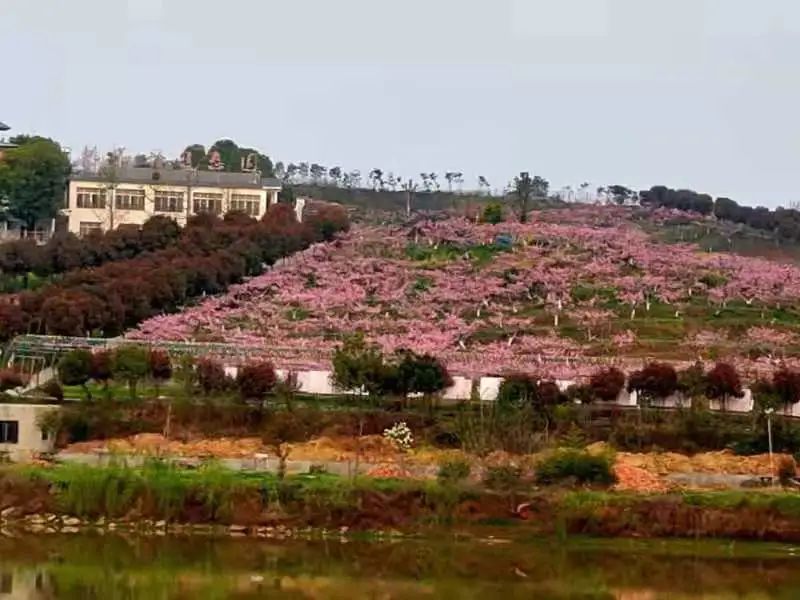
[62,167,282,236]
[0,402,59,462]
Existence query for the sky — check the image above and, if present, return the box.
[2,0,800,206]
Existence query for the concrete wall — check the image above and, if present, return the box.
[0,403,59,461]
[64,180,278,235]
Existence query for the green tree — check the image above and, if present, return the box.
[181,144,206,168]
[482,202,503,224]
[331,332,388,397]
[513,172,532,223]
[112,345,150,400]
[58,349,93,401]
[0,137,70,230]
[390,349,452,413]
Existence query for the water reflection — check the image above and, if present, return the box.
[0,533,799,599]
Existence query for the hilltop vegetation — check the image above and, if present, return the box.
[130,205,800,381]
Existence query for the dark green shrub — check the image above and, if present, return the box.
[497,373,538,409]
[482,465,523,492]
[58,349,93,399]
[482,202,503,224]
[40,379,64,401]
[534,449,617,487]
[437,458,471,485]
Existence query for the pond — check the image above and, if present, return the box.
[1,531,800,599]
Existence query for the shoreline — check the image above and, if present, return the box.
[4,485,800,544]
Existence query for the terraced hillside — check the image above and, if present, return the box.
[130,206,800,380]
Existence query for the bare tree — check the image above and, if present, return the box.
[478,176,490,196]
[368,168,384,191]
[402,178,417,217]
[420,173,431,191]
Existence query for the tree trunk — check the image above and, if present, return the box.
[278,447,289,480]
[82,383,92,402]
[163,399,173,439]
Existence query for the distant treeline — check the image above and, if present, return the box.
[291,184,564,214]
[641,186,800,240]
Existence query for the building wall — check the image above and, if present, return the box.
[0,403,59,461]
[63,180,280,235]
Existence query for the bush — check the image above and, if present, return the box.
[589,367,625,402]
[678,362,707,399]
[497,373,538,409]
[537,380,565,407]
[236,361,277,401]
[565,383,592,404]
[482,202,503,224]
[331,333,389,396]
[534,449,617,487]
[437,458,471,485]
[40,380,64,401]
[482,465,523,492]
[390,349,452,396]
[628,362,678,403]
[197,358,230,395]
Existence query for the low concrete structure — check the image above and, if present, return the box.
[0,403,59,461]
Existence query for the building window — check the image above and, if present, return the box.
[79,222,103,237]
[0,421,18,444]
[115,188,146,210]
[75,187,106,209]
[41,428,49,442]
[193,192,223,215]
[154,190,185,213]
[0,573,11,594]
[229,193,261,216]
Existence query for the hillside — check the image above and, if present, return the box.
[129,205,800,381]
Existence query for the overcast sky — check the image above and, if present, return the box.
[2,0,799,205]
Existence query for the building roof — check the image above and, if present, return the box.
[74,167,282,190]
[261,177,282,189]
[0,122,9,132]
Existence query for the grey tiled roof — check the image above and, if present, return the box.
[74,168,282,190]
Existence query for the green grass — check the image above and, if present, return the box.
[11,461,452,522]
